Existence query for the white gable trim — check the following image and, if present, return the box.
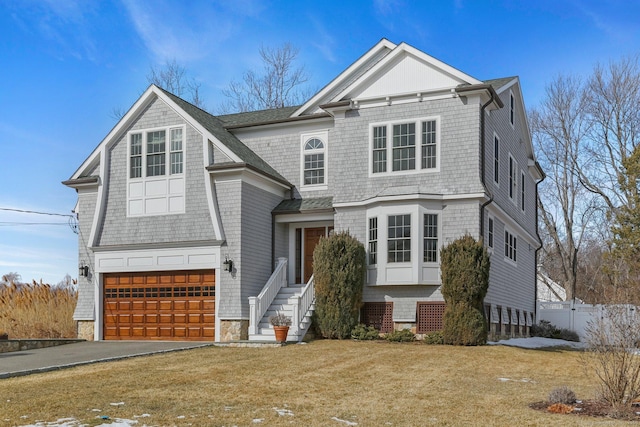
[333,42,482,106]
[292,39,397,117]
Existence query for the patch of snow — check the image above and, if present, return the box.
[132,414,150,418]
[176,415,185,419]
[273,407,294,416]
[109,402,125,406]
[91,409,102,412]
[331,416,357,425]
[497,377,536,383]
[252,419,264,423]
[488,337,585,349]
[96,418,138,427]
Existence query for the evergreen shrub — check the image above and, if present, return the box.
[313,231,366,339]
[440,234,490,345]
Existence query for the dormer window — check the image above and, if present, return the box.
[300,131,328,190]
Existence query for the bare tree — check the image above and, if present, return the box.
[530,75,598,301]
[220,43,310,113]
[147,59,206,110]
[1,272,22,286]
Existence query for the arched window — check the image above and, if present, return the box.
[303,137,325,186]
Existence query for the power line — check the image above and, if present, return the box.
[0,222,70,226]
[0,207,74,218]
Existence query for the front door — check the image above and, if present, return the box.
[304,227,326,283]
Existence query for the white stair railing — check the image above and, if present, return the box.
[291,274,315,341]
[249,258,287,335]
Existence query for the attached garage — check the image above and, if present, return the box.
[103,270,215,341]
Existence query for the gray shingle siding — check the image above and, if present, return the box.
[96,98,216,247]
[239,182,284,318]
[74,189,98,320]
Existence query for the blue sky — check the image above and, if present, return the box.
[1,0,639,284]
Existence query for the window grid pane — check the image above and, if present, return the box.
[368,217,378,265]
[130,133,142,178]
[504,230,517,262]
[392,123,415,171]
[421,120,437,169]
[388,214,411,263]
[146,131,165,176]
[373,126,387,173]
[170,129,183,175]
[304,153,325,185]
[423,214,438,263]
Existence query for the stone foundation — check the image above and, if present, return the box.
[219,320,249,341]
[77,320,95,341]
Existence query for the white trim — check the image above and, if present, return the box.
[487,202,539,246]
[300,130,329,191]
[211,166,290,197]
[333,192,486,208]
[275,212,334,223]
[292,39,397,117]
[368,116,440,177]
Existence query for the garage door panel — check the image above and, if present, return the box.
[104,269,215,341]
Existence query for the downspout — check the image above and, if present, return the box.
[479,90,497,240]
[533,163,546,323]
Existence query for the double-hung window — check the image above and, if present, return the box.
[146,130,166,177]
[488,216,494,249]
[388,214,411,263]
[493,134,500,185]
[368,217,378,265]
[510,91,515,126]
[520,171,526,212]
[504,230,517,263]
[371,117,439,175]
[423,214,438,263]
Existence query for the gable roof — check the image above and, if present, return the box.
[68,85,290,187]
[158,88,289,185]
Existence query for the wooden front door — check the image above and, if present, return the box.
[304,227,326,283]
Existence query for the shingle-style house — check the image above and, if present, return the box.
[64,39,543,342]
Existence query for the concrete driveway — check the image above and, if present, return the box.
[0,341,214,379]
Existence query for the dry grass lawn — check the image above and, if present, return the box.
[0,340,633,426]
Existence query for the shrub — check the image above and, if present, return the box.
[531,320,580,342]
[422,330,444,345]
[385,329,415,342]
[581,305,640,406]
[440,235,490,345]
[548,386,576,404]
[313,231,366,339]
[351,324,379,340]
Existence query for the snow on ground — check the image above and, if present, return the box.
[14,338,585,427]
[488,336,586,349]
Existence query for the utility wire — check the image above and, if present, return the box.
[0,207,74,217]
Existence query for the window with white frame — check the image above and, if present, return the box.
[127,126,186,216]
[509,154,517,202]
[371,117,439,175]
[372,126,387,173]
[368,217,378,265]
[300,132,328,189]
[388,214,411,263]
[488,216,494,249]
[423,213,438,262]
[504,230,517,262]
[510,91,515,126]
[422,120,437,169]
[493,134,499,185]
[520,170,526,212]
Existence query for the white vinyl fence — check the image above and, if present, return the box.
[537,301,639,339]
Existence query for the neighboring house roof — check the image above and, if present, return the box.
[158,88,291,186]
[218,106,300,127]
[484,76,517,91]
[272,197,334,214]
[537,272,567,302]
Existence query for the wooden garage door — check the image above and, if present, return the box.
[104,270,215,341]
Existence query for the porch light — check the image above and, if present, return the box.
[79,264,89,277]
[223,256,233,272]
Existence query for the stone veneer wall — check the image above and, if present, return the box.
[219,320,249,341]
[77,320,95,341]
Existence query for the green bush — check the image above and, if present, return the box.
[385,329,415,342]
[351,324,380,340]
[440,235,490,346]
[422,330,444,345]
[313,231,366,339]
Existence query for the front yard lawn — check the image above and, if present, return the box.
[0,340,626,426]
